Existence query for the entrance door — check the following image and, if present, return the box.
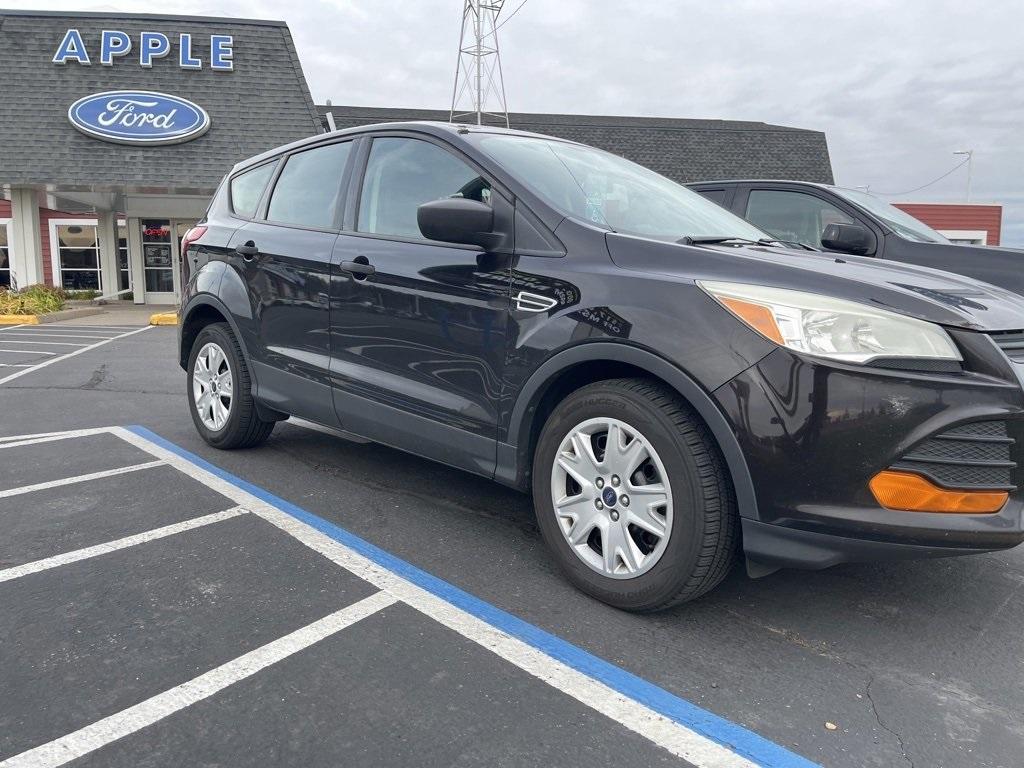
[140,218,196,304]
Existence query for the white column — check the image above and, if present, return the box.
[127,217,146,304]
[9,188,44,288]
[96,211,119,297]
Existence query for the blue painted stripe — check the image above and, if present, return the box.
[127,425,819,768]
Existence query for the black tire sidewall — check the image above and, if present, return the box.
[186,324,247,448]
[533,384,711,610]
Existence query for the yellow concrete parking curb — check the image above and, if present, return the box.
[149,312,179,326]
[0,314,40,325]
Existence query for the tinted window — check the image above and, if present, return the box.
[358,137,490,238]
[696,188,728,206]
[230,161,277,218]
[268,142,352,229]
[745,190,856,249]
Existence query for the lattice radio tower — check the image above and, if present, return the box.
[449,0,510,127]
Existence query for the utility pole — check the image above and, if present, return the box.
[954,149,974,202]
[449,0,510,127]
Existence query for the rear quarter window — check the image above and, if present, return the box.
[229,161,278,219]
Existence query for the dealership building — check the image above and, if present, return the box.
[0,9,839,305]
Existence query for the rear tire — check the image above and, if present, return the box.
[532,378,737,611]
[186,322,274,449]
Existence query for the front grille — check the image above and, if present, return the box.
[990,331,1024,363]
[890,420,1018,491]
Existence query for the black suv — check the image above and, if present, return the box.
[179,122,1024,611]
[689,179,1024,295]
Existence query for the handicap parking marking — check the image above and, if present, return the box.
[115,426,816,768]
[0,459,163,499]
[0,326,150,386]
[0,506,247,584]
[2,592,398,768]
[0,425,819,768]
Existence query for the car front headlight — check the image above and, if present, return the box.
[699,281,961,363]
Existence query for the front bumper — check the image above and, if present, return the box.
[714,329,1024,570]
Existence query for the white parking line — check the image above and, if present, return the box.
[0,507,247,584]
[0,327,150,386]
[0,590,397,768]
[0,348,57,356]
[43,325,144,330]
[0,333,123,340]
[113,426,761,768]
[0,428,115,449]
[0,460,164,499]
[0,364,31,368]
[0,340,91,346]
[0,427,112,443]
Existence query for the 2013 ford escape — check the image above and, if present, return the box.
[178,122,1024,611]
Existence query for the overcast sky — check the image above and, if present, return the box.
[46,0,1024,245]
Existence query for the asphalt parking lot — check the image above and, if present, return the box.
[1,320,1022,768]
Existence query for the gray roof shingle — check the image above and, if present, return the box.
[0,10,323,194]
[318,105,834,184]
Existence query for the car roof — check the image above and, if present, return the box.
[230,120,582,175]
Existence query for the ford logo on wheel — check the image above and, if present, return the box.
[67,90,211,146]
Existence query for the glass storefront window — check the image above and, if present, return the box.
[56,224,101,290]
[141,218,174,294]
[0,224,10,289]
[117,225,131,293]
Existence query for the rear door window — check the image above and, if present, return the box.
[230,161,277,219]
[357,137,491,239]
[745,189,856,248]
[267,141,353,229]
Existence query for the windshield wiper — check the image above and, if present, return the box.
[677,236,816,251]
[676,236,759,246]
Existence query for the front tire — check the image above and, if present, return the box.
[186,322,274,449]
[532,378,737,611]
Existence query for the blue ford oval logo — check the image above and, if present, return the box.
[67,90,211,146]
[602,487,617,507]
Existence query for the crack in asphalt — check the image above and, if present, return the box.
[722,608,919,765]
[866,674,915,768]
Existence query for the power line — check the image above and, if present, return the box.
[494,0,530,32]
[872,157,971,197]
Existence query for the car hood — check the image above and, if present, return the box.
[606,233,1024,332]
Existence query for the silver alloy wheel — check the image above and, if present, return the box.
[550,417,673,579]
[193,342,233,431]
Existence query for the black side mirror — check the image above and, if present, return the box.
[821,222,872,255]
[417,198,500,250]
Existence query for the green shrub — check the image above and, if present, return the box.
[0,284,67,315]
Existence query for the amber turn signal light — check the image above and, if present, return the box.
[718,297,785,345]
[869,470,1008,514]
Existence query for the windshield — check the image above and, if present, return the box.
[472,133,770,241]
[830,186,950,244]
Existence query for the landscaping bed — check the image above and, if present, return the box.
[0,285,104,324]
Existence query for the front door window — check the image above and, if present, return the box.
[745,190,856,249]
[141,219,174,293]
[357,137,491,238]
